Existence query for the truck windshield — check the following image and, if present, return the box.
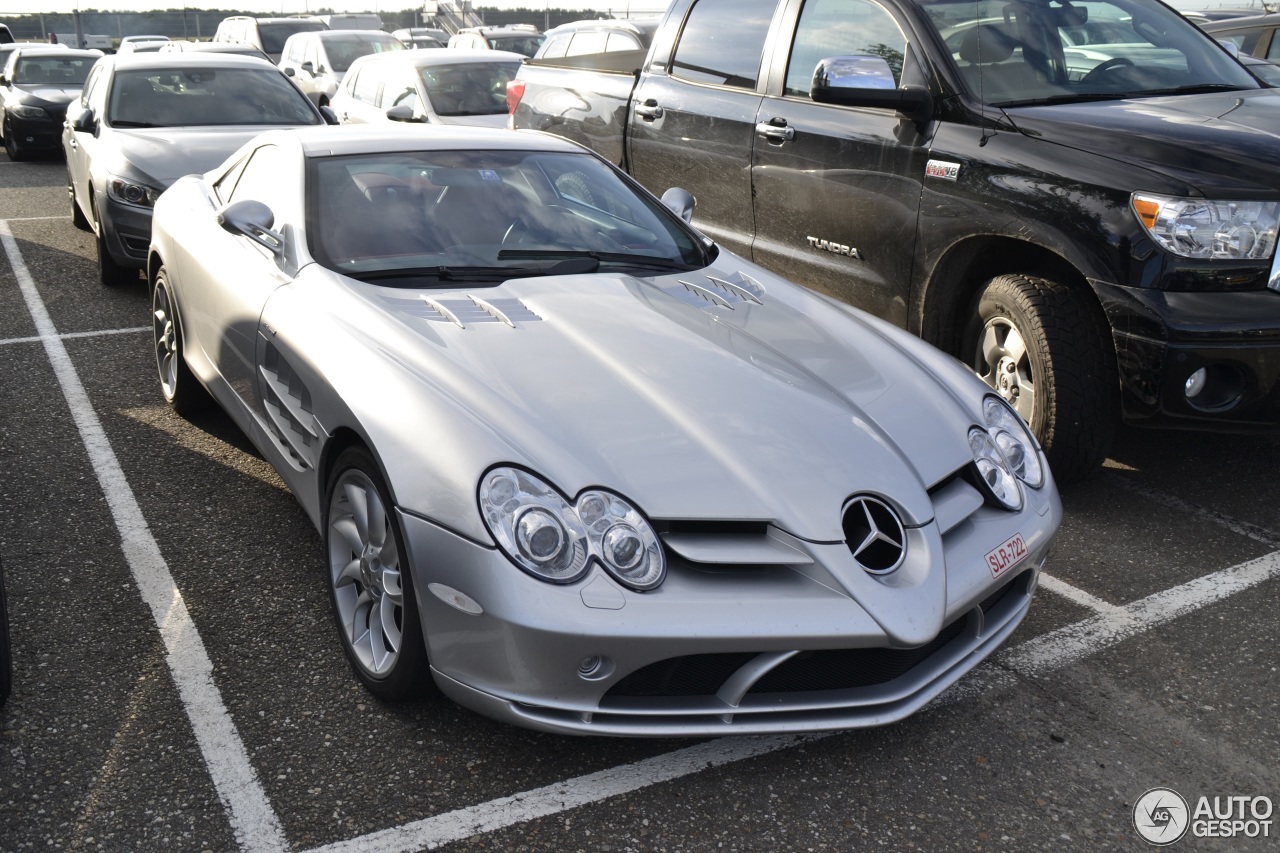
[919,0,1259,105]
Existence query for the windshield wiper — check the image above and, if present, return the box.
[346,257,602,285]
[1000,83,1247,107]
[1138,84,1248,97]
[496,249,697,271]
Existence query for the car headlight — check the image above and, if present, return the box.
[479,467,666,590]
[1132,192,1280,260]
[10,105,49,120]
[107,176,162,209]
[969,427,1022,511]
[983,396,1043,489]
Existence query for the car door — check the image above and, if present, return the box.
[338,61,385,123]
[64,63,106,224]
[625,0,779,258]
[179,142,295,417]
[749,0,929,325]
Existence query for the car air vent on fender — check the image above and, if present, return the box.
[391,295,543,328]
[668,270,766,312]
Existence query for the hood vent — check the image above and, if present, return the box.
[412,295,543,328]
[671,270,766,312]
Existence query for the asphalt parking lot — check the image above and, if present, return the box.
[0,150,1277,853]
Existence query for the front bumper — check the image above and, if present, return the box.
[6,108,68,151]
[396,474,1059,737]
[1096,281,1280,429]
[97,193,153,270]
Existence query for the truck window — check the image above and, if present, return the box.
[670,0,775,88]
[785,0,910,96]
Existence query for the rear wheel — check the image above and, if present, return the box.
[324,446,429,701]
[965,273,1117,483]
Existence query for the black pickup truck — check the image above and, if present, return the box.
[510,0,1280,481]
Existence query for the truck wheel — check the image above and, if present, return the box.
[965,273,1117,484]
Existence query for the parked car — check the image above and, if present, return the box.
[212,16,328,64]
[392,27,448,49]
[1201,12,1280,60]
[157,41,272,62]
[0,23,13,44]
[117,35,170,54]
[63,53,328,286]
[0,47,99,160]
[535,18,658,60]
[332,49,521,127]
[146,123,1060,735]
[448,25,544,57]
[512,0,1280,483]
[278,29,404,106]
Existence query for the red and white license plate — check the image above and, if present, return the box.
[985,532,1028,579]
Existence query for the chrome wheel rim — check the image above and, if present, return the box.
[152,282,179,400]
[976,316,1035,423]
[327,470,404,677]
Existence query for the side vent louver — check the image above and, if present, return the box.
[672,270,766,312]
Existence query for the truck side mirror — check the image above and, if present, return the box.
[810,55,935,125]
[660,187,695,223]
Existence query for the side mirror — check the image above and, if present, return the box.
[660,187,695,223]
[69,106,97,133]
[319,105,339,125]
[385,104,421,123]
[1219,39,1241,58]
[284,66,296,77]
[216,199,284,254]
[810,55,935,124]
[300,61,314,74]
[0,74,7,87]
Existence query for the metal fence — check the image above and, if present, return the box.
[0,6,669,47]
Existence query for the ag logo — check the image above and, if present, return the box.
[1134,788,1190,845]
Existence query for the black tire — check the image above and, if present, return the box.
[152,267,208,417]
[95,200,137,287]
[0,558,12,707]
[4,120,27,162]
[964,273,1118,484]
[69,172,90,231]
[324,446,429,701]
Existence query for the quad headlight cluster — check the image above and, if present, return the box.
[1132,193,1280,260]
[968,396,1043,511]
[479,467,666,590]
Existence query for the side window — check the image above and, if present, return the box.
[785,0,909,96]
[212,153,251,205]
[353,63,382,103]
[670,0,776,88]
[1265,30,1280,60]
[567,31,607,56]
[541,33,570,58]
[80,65,103,108]
[305,39,320,69]
[605,32,642,52]
[225,144,291,211]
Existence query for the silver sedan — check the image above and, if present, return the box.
[147,125,1061,736]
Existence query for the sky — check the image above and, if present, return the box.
[0,1,668,15]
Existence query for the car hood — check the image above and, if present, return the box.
[12,84,79,106]
[1005,88,1280,194]
[435,113,512,128]
[350,263,985,542]
[110,126,291,187]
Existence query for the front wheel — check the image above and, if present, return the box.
[94,200,137,287]
[965,273,1117,483]
[324,447,429,701]
[68,171,90,231]
[3,120,26,162]
[152,267,208,417]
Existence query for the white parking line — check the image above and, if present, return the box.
[1,214,74,220]
[0,326,149,346]
[1108,472,1280,548]
[6,218,1278,852]
[0,222,290,853]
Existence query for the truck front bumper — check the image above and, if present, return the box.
[1095,281,1280,429]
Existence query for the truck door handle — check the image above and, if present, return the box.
[634,99,663,120]
[756,118,795,143]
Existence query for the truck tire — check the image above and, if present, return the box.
[965,273,1117,484]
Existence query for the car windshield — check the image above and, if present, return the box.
[320,33,403,72]
[308,149,710,282]
[488,35,545,57]
[258,21,326,55]
[13,56,95,86]
[921,0,1259,105]
[418,61,519,116]
[107,67,320,127]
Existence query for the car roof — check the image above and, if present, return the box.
[261,124,588,158]
[350,48,524,67]
[10,47,102,60]
[1201,11,1280,28]
[546,18,659,36]
[101,52,287,70]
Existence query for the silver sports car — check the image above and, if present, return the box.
[147,125,1061,736]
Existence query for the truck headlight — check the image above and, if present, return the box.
[1132,193,1280,260]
